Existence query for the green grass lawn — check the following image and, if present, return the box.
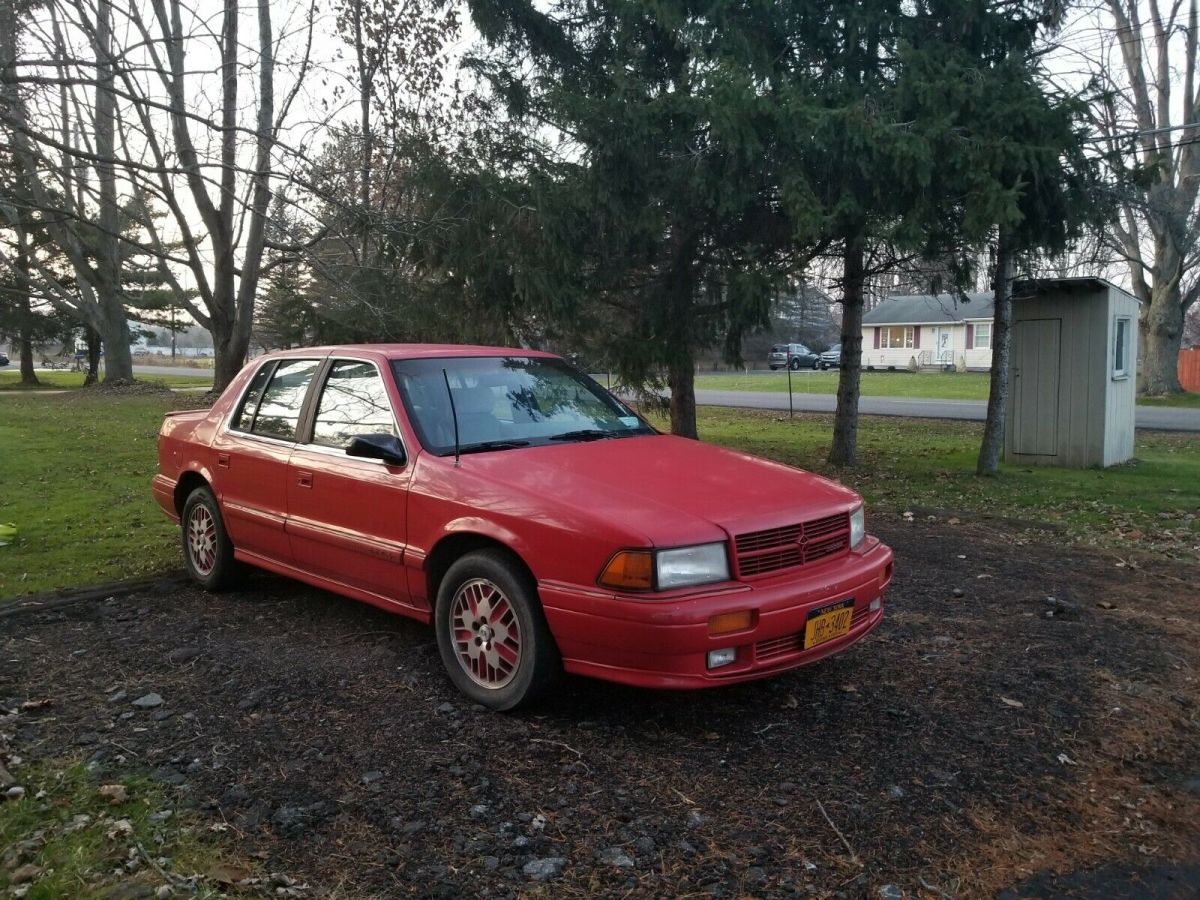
[2,393,1196,601]
[0,392,185,598]
[0,370,212,391]
[0,758,235,898]
[693,370,1200,407]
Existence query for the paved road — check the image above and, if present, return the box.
[690,388,1200,433]
[133,364,213,379]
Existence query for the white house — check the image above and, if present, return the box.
[861,292,995,371]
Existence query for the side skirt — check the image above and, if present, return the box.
[234,549,432,624]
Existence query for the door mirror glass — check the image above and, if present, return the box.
[346,433,407,466]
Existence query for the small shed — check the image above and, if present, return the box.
[1005,277,1140,468]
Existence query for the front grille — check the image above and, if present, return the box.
[754,604,872,662]
[735,512,850,578]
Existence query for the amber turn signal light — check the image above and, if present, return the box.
[708,610,753,636]
[598,551,654,590]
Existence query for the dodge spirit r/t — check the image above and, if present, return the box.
[153,345,894,709]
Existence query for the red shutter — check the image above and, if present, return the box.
[966,323,974,349]
[873,327,881,349]
[913,326,921,349]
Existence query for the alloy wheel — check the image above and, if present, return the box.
[449,578,522,689]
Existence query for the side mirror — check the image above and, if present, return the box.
[346,433,407,466]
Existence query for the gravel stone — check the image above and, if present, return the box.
[523,857,566,881]
[131,693,163,709]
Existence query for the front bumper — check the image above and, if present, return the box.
[539,536,894,689]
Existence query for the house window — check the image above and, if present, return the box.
[1113,316,1131,379]
[880,326,914,349]
[973,322,992,349]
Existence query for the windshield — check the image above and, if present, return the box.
[391,356,655,455]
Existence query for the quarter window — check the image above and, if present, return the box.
[250,359,320,441]
[880,326,914,349]
[230,362,273,431]
[973,322,993,349]
[311,361,398,449]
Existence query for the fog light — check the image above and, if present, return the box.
[707,648,737,669]
[869,597,882,612]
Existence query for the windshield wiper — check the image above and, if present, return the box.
[456,440,531,454]
[547,429,622,442]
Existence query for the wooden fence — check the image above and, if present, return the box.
[1180,348,1200,391]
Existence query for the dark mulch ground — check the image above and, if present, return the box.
[2,515,1198,898]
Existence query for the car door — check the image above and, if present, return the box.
[211,357,322,564]
[285,358,418,608]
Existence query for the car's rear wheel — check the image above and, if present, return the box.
[181,486,240,591]
[434,550,560,710]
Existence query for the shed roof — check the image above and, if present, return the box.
[862,292,994,326]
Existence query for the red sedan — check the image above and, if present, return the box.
[153,345,893,709]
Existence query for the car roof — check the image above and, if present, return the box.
[260,344,561,361]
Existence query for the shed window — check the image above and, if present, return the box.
[1113,316,1131,379]
[972,322,992,349]
[880,326,914,349]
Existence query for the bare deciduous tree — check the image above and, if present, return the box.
[1090,0,1200,394]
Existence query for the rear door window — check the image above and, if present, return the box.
[310,360,398,449]
[229,362,274,431]
[249,359,320,441]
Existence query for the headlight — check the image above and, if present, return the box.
[849,505,866,548]
[597,543,731,591]
[656,543,730,589]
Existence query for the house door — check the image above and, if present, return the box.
[936,328,953,364]
[1011,318,1061,456]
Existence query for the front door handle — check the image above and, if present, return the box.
[297,471,313,489]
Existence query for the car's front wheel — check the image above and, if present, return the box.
[434,550,561,710]
[181,486,240,590]
[811,359,820,370]
[788,358,801,371]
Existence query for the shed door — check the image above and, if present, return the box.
[1012,318,1061,456]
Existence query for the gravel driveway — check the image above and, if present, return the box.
[3,515,1197,898]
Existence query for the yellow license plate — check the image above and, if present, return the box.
[804,599,855,649]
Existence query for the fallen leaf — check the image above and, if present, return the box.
[781,694,799,709]
[999,696,1024,708]
[1056,753,1077,766]
[19,699,51,712]
[106,819,133,840]
[210,863,252,885]
[839,684,858,693]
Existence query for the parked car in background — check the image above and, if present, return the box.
[767,343,820,370]
[819,344,842,370]
[0,352,9,367]
[154,344,893,709]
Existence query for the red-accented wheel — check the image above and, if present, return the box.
[434,550,560,710]
[180,486,240,591]
[187,503,217,576]
[450,578,522,689]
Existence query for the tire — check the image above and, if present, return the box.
[788,358,801,371]
[181,486,241,591]
[769,365,779,371]
[811,360,819,370]
[434,549,561,710]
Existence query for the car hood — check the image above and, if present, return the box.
[454,434,860,546]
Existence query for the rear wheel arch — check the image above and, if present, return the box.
[174,471,211,517]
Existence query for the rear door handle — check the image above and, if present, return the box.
[297,471,313,489]
[217,453,230,468]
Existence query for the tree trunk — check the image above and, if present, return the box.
[1139,279,1185,395]
[977,230,1014,475]
[828,234,866,466]
[83,326,101,387]
[94,0,134,384]
[15,226,38,387]
[668,353,698,439]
